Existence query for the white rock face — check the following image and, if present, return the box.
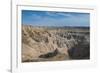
[22,25,90,62]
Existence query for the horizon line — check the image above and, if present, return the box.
[22,24,90,27]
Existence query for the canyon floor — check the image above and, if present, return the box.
[22,25,90,62]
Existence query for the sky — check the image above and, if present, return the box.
[22,10,90,27]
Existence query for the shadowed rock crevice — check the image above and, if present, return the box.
[68,43,90,59]
[39,49,59,58]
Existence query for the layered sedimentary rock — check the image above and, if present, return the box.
[22,25,90,62]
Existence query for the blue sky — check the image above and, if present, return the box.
[22,10,90,27]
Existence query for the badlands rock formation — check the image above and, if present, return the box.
[22,25,90,62]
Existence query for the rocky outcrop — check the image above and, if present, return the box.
[39,49,59,58]
[22,25,90,62]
